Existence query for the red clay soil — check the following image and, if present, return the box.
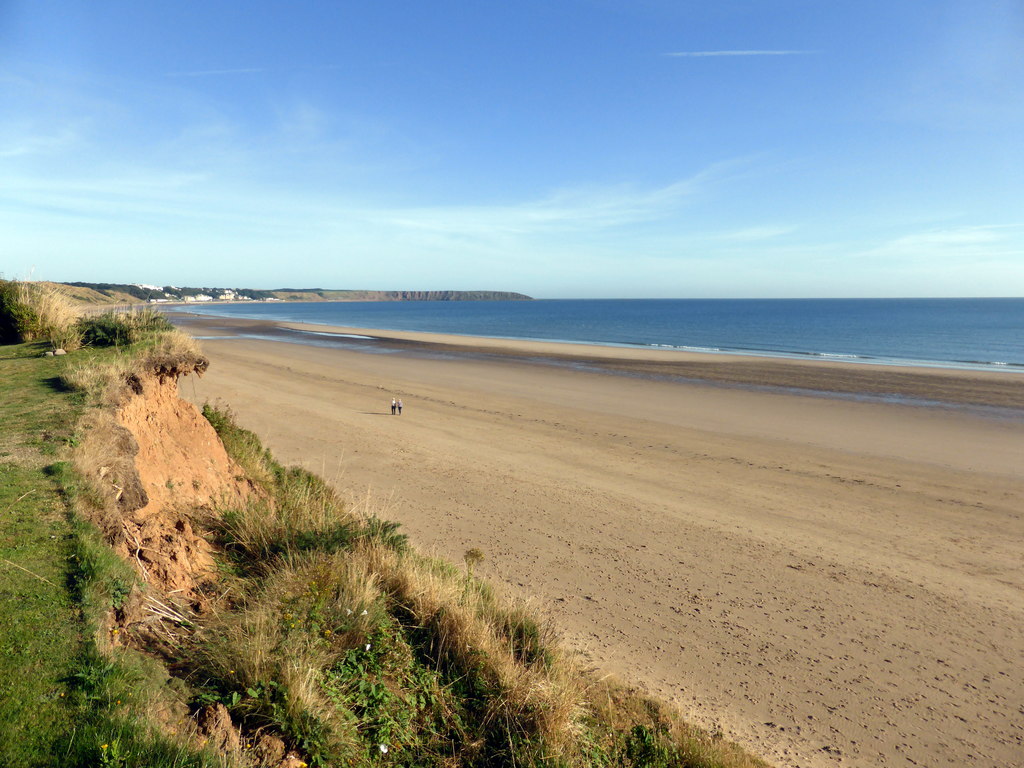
[108,371,253,606]
[71,363,306,765]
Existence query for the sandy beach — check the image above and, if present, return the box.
[174,314,1024,768]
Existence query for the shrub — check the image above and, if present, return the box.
[79,308,174,348]
[0,278,37,343]
[0,279,82,349]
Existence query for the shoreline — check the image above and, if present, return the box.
[171,313,1024,412]
[165,301,1024,375]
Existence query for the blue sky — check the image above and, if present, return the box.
[1,1,1022,298]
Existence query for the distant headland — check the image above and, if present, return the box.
[59,281,533,304]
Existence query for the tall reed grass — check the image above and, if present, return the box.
[0,279,83,349]
[79,306,174,348]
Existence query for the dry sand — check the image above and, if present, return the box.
[175,314,1024,768]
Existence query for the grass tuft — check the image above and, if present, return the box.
[78,307,173,348]
[201,402,278,486]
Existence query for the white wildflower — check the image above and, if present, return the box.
[379,744,389,754]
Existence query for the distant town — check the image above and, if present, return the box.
[64,282,279,303]
[136,285,279,303]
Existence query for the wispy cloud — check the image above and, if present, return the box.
[365,160,749,239]
[0,126,81,158]
[0,157,737,250]
[362,181,695,238]
[861,224,1024,266]
[883,225,1016,249]
[714,225,796,241]
[165,64,345,78]
[165,67,267,78]
[665,50,815,58]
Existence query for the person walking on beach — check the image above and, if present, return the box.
[391,397,397,415]
[397,399,403,415]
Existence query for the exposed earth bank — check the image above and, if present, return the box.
[72,363,307,763]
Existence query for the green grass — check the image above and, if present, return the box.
[0,344,82,766]
[0,342,223,768]
[0,463,79,766]
[0,342,77,455]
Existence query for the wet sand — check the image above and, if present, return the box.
[175,314,1024,768]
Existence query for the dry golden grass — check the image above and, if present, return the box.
[70,409,146,544]
[587,677,771,768]
[197,550,381,757]
[200,551,384,686]
[140,329,206,373]
[197,466,584,761]
[356,540,583,754]
[62,355,137,405]
[61,329,207,405]
[217,468,359,565]
[14,280,84,350]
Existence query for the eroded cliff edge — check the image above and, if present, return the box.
[75,359,250,612]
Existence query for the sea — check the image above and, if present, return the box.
[170,298,1024,373]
